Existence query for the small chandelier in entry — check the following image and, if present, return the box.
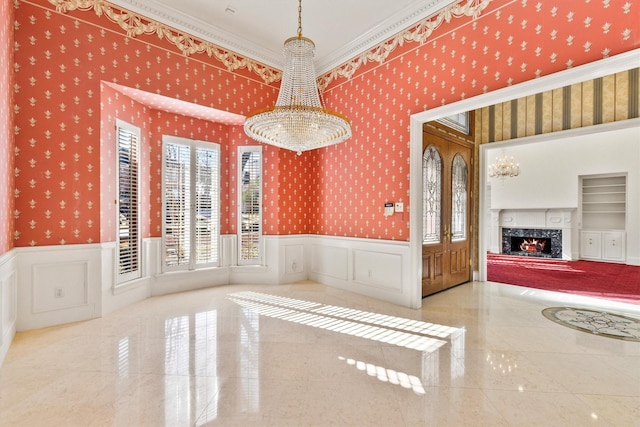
[488,152,520,179]
[243,0,351,155]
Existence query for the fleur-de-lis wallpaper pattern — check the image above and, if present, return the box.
[4,0,639,252]
[0,0,13,254]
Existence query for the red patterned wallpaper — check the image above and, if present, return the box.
[12,0,280,245]
[99,83,150,241]
[0,0,14,255]
[227,125,313,236]
[9,0,640,249]
[316,0,639,239]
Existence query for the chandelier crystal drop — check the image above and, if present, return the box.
[488,153,520,179]
[243,0,351,155]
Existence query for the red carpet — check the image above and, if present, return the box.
[487,253,640,305]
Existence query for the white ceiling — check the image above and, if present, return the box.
[109,0,454,74]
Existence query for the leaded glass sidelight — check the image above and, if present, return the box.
[451,154,468,242]
[423,145,442,244]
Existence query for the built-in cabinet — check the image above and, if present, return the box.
[579,175,626,262]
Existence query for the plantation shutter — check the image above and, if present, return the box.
[194,145,219,265]
[117,122,141,283]
[163,137,219,271]
[239,147,262,264]
[164,141,191,268]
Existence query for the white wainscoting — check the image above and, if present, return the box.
[0,249,17,366]
[3,234,413,367]
[309,236,411,307]
[16,244,102,331]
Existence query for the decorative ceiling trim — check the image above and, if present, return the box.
[47,0,282,85]
[315,0,455,75]
[318,0,491,91]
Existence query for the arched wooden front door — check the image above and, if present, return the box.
[421,124,473,297]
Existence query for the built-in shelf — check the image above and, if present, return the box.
[579,174,626,262]
[580,175,626,230]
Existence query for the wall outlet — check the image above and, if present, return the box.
[54,288,64,298]
[395,202,404,212]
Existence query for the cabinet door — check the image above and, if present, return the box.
[602,231,625,262]
[580,231,602,260]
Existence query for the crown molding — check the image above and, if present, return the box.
[109,0,455,76]
[108,0,284,69]
[315,0,455,75]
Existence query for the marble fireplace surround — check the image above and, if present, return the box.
[502,227,562,258]
[490,209,576,260]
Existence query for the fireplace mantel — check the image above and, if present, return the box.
[488,209,577,260]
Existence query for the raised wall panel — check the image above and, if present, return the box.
[0,252,18,366]
[17,245,102,331]
[311,245,348,280]
[284,244,304,275]
[32,262,88,313]
[2,273,17,340]
[353,250,402,291]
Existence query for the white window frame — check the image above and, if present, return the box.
[116,119,141,284]
[237,146,263,265]
[162,135,220,272]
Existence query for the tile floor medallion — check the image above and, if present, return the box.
[542,307,640,342]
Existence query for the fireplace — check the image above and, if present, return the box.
[502,228,562,258]
[492,209,574,260]
[509,236,551,256]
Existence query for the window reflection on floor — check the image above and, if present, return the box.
[229,291,466,395]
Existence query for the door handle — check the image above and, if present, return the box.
[443,225,452,240]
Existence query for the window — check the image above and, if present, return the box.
[163,136,220,271]
[451,154,468,242]
[437,112,470,135]
[238,146,262,265]
[422,145,442,244]
[116,120,141,283]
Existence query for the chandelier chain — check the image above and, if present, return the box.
[297,0,303,37]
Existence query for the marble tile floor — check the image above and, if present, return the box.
[1,281,639,426]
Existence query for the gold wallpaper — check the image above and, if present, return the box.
[469,68,638,271]
[475,68,640,143]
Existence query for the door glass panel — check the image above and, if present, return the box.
[451,154,467,242]
[422,145,442,244]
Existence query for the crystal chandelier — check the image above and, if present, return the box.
[244,0,351,155]
[488,153,520,179]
